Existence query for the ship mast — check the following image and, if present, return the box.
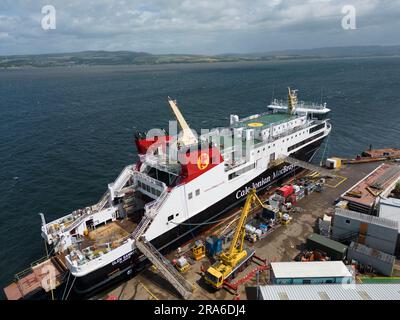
[287,87,298,115]
[167,97,198,146]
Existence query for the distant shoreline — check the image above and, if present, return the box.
[1,54,400,71]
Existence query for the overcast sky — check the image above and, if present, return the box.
[1,0,399,55]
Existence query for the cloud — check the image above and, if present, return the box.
[0,0,399,55]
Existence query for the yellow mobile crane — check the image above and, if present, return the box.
[204,189,266,289]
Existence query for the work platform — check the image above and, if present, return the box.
[4,256,67,300]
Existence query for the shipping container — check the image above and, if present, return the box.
[276,185,294,198]
[306,233,348,260]
[205,236,222,256]
[270,261,353,285]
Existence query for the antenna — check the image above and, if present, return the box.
[320,87,324,105]
[287,87,298,115]
[39,212,46,226]
[271,82,275,101]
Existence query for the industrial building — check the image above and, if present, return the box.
[341,163,400,214]
[332,208,399,255]
[347,242,395,276]
[378,197,400,228]
[269,261,353,285]
[378,197,400,254]
[257,283,400,300]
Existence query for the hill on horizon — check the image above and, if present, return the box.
[1,45,400,68]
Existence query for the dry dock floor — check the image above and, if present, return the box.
[97,161,389,300]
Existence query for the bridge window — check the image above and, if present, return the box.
[188,192,193,200]
[168,215,174,222]
[196,189,200,196]
[147,167,178,186]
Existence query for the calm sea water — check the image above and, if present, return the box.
[1,57,400,295]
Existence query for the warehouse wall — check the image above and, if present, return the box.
[332,209,398,255]
[272,277,352,285]
[347,244,395,276]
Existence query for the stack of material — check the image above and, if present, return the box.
[293,185,305,201]
[348,242,395,276]
[341,163,400,214]
[269,194,285,209]
[319,214,332,237]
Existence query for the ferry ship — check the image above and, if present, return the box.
[39,88,331,295]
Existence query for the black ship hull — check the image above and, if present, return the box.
[72,138,324,297]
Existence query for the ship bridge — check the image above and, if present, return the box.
[268,99,331,120]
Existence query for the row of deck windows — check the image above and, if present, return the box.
[228,163,256,180]
[137,181,162,196]
[287,131,325,152]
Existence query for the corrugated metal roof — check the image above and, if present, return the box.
[349,242,395,264]
[270,261,352,279]
[259,284,400,300]
[335,207,398,230]
[380,197,400,207]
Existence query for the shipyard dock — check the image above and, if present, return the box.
[5,151,400,301]
[93,159,400,300]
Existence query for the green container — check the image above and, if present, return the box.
[306,233,348,261]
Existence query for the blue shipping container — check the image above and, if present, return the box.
[205,236,223,256]
[262,208,276,220]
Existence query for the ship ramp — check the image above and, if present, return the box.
[283,156,338,178]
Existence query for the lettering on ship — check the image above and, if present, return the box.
[235,164,296,199]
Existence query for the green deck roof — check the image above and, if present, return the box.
[235,113,295,129]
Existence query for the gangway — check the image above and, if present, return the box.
[283,156,338,178]
[108,165,135,198]
[132,191,193,299]
[135,236,193,299]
